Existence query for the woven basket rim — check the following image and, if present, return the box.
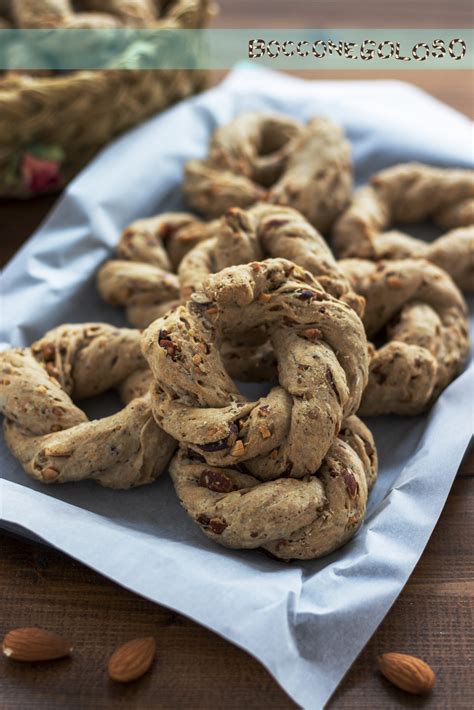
[0,0,212,90]
[0,67,198,93]
[0,0,212,197]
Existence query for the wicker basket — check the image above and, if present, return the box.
[0,1,214,197]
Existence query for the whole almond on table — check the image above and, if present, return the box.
[2,627,72,662]
[378,652,436,695]
[107,637,156,683]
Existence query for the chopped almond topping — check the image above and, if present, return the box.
[303,327,322,341]
[230,440,245,457]
[259,424,272,439]
[42,467,59,481]
[41,344,55,361]
[387,275,403,288]
[46,363,59,378]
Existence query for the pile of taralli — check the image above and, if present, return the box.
[1,112,472,561]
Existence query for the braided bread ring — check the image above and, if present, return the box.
[98,204,364,384]
[0,323,176,487]
[184,113,352,233]
[333,163,474,291]
[10,0,156,28]
[339,258,470,415]
[170,415,377,560]
[178,202,363,381]
[97,209,284,383]
[142,259,369,479]
[179,203,364,317]
[98,212,213,328]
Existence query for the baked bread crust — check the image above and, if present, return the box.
[142,258,369,479]
[184,113,352,233]
[170,415,377,560]
[0,323,176,487]
[333,163,474,291]
[97,212,214,328]
[179,203,364,317]
[339,258,470,415]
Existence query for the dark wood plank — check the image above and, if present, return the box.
[1,451,472,709]
[0,196,58,266]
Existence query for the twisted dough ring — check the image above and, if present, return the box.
[170,415,377,560]
[179,203,364,317]
[98,212,214,328]
[177,204,365,380]
[0,323,176,487]
[98,203,365,330]
[184,113,352,233]
[333,163,474,291]
[142,259,369,480]
[339,258,470,416]
[178,202,364,381]
[7,0,158,28]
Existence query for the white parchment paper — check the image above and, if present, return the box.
[1,67,473,709]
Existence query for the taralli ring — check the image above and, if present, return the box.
[142,258,369,480]
[97,212,213,328]
[170,415,377,560]
[178,203,365,317]
[184,113,352,233]
[98,203,365,337]
[333,162,474,291]
[0,323,176,487]
[180,200,367,382]
[339,258,470,415]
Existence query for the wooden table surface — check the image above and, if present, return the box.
[1,2,473,708]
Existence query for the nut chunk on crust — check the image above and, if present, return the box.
[170,415,377,560]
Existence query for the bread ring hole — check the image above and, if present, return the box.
[156,0,174,16]
[258,123,293,158]
[370,326,392,350]
[68,1,165,21]
[392,222,443,243]
[77,389,123,420]
[70,1,115,15]
[236,353,279,394]
[236,379,273,399]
